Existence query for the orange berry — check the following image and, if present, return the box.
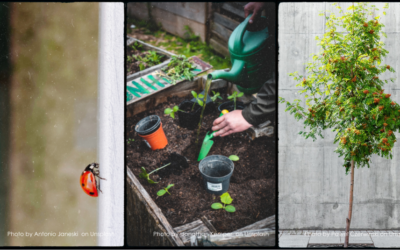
[372,48,377,51]
[383,123,388,127]
[391,101,395,105]
[373,76,379,79]
[387,65,391,70]
[388,130,393,136]
[363,22,368,27]
[385,94,391,98]
[363,90,369,94]
[374,98,380,103]
[369,30,374,34]
[379,106,384,111]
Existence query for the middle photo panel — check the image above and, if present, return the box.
[125,2,276,247]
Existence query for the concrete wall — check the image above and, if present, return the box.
[279,2,400,229]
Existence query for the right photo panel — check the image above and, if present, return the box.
[279,2,400,248]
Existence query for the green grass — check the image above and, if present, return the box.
[128,17,231,70]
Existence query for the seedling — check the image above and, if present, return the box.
[158,55,196,84]
[139,163,171,184]
[164,105,183,119]
[157,184,174,196]
[131,41,143,51]
[228,155,239,161]
[228,91,244,110]
[211,192,236,212]
[211,91,223,103]
[191,91,204,111]
[127,138,135,144]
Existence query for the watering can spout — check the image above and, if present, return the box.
[209,59,246,82]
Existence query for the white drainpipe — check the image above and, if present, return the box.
[97,2,124,246]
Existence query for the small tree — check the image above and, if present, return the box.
[279,3,397,248]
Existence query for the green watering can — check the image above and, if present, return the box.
[210,14,274,95]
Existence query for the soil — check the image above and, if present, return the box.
[126,45,168,75]
[126,91,276,233]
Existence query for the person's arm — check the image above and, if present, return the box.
[241,81,275,126]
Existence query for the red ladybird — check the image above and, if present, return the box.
[80,163,106,197]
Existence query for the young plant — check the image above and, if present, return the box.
[127,138,135,144]
[279,3,395,248]
[131,41,143,51]
[191,91,204,111]
[211,91,223,103]
[158,55,196,84]
[228,91,244,110]
[138,163,171,184]
[164,105,183,119]
[211,192,236,213]
[228,155,239,161]
[157,184,174,196]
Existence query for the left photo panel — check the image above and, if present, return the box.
[1,2,124,246]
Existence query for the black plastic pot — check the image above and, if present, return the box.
[218,101,245,113]
[135,115,161,135]
[178,100,202,130]
[199,155,234,195]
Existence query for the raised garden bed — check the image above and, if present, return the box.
[126,76,276,246]
[126,37,175,80]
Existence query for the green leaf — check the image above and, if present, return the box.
[148,179,158,184]
[227,96,233,100]
[138,167,148,179]
[164,108,172,114]
[172,106,179,112]
[197,100,204,107]
[191,91,197,98]
[198,94,204,99]
[237,92,244,97]
[220,192,233,205]
[170,112,175,119]
[225,205,236,213]
[211,203,223,209]
[228,155,239,161]
[157,189,167,196]
[165,184,174,190]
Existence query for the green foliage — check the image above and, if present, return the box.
[131,41,143,51]
[211,91,223,103]
[228,155,239,161]
[279,3,397,173]
[191,91,204,110]
[164,105,182,119]
[138,163,171,184]
[157,184,174,196]
[132,50,165,70]
[227,91,244,110]
[127,138,135,144]
[158,55,197,84]
[211,192,236,213]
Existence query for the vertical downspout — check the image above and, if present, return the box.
[97,2,124,247]
[0,3,11,246]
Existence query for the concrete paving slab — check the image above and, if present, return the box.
[370,236,400,248]
[339,234,373,244]
[279,235,310,248]
[309,234,341,244]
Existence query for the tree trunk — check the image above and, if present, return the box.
[344,159,355,248]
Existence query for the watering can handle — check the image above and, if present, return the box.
[234,14,252,53]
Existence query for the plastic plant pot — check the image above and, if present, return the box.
[218,101,245,112]
[198,155,234,195]
[178,100,202,130]
[135,115,168,150]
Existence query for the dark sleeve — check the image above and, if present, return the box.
[242,81,275,126]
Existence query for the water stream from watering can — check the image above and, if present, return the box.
[196,74,213,144]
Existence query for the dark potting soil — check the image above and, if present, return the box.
[126,46,167,75]
[126,91,276,233]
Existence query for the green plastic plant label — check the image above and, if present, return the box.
[207,182,222,191]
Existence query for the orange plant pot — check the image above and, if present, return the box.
[138,122,168,150]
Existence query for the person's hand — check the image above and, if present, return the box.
[212,110,252,137]
[244,2,266,24]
